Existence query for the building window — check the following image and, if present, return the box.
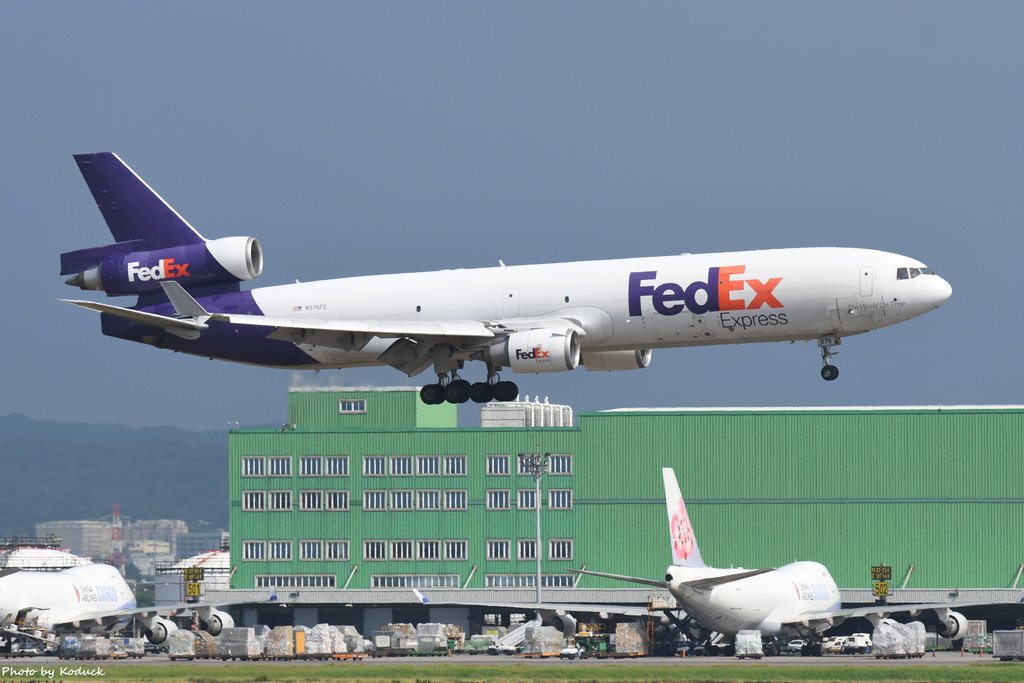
[364,540,386,561]
[518,539,537,560]
[268,541,291,560]
[300,540,323,561]
[444,540,467,561]
[391,490,413,510]
[391,456,413,476]
[486,455,509,475]
[242,541,265,560]
[371,575,458,588]
[549,539,573,560]
[268,491,292,511]
[485,575,573,588]
[549,454,573,475]
[518,489,536,510]
[417,490,440,510]
[418,540,440,560]
[487,490,510,510]
[255,575,336,588]
[325,490,349,511]
[242,491,265,511]
[299,457,323,476]
[363,456,386,476]
[338,399,367,414]
[242,457,265,477]
[549,489,573,510]
[363,490,386,511]
[444,490,467,510]
[325,540,350,561]
[487,540,510,560]
[299,490,322,511]
[325,456,349,476]
[417,455,439,475]
[391,540,414,560]
[269,457,291,477]
[444,455,466,476]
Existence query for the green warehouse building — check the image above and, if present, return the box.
[211,388,1024,633]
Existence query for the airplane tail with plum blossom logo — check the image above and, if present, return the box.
[662,468,706,568]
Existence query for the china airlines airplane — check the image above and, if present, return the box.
[573,468,990,655]
[0,563,233,644]
[61,153,952,404]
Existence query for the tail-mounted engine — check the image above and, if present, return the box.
[62,236,262,296]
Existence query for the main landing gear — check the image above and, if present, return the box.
[818,335,840,381]
[420,370,518,405]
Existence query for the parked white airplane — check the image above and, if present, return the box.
[0,564,233,644]
[61,154,952,404]
[573,468,988,655]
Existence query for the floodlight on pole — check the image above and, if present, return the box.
[518,449,549,605]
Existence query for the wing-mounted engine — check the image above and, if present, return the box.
[936,610,967,640]
[144,616,178,644]
[198,608,234,636]
[62,236,263,296]
[581,349,652,371]
[484,328,581,373]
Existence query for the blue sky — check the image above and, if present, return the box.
[2,2,1021,429]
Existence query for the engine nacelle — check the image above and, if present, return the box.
[64,236,263,296]
[581,349,652,371]
[485,328,580,373]
[200,608,234,636]
[937,610,968,640]
[145,617,179,644]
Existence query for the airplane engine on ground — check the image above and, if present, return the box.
[200,608,234,636]
[937,610,968,640]
[581,349,652,371]
[62,236,263,296]
[144,617,178,644]
[485,328,580,373]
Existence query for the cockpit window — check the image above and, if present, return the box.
[898,266,936,280]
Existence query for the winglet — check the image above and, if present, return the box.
[413,589,429,605]
[663,468,706,568]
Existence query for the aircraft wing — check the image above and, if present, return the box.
[63,600,245,629]
[413,591,654,618]
[809,600,1010,622]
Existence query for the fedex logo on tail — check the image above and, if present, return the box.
[628,266,783,317]
[127,258,191,283]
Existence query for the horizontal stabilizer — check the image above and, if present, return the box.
[679,568,773,591]
[567,568,666,589]
[62,299,208,339]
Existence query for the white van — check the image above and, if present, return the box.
[843,633,872,654]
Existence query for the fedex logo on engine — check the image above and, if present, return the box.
[127,258,191,282]
[628,266,782,316]
[515,346,550,360]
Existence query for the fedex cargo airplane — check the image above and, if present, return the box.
[0,563,233,644]
[573,468,988,655]
[61,153,952,404]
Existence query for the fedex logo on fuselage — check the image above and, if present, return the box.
[628,266,783,317]
[515,346,550,360]
[127,258,190,282]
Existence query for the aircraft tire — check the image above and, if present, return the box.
[469,382,494,403]
[492,380,518,402]
[820,364,839,381]
[420,384,445,405]
[445,379,471,404]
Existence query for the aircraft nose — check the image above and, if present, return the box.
[932,276,953,308]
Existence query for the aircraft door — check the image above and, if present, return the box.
[859,267,873,297]
[502,288,519,318]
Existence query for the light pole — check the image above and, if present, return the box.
[518,450,549,605]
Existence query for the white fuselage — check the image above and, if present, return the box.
[248,247,951,368]
[667,561,842,637]
[0,564,136,633]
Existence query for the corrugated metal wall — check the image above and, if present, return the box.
[230,396,1024,590]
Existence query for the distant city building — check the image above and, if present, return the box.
[35,518,189,560]
[177,530,229,560]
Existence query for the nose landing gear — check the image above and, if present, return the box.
[818,335,840,381]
